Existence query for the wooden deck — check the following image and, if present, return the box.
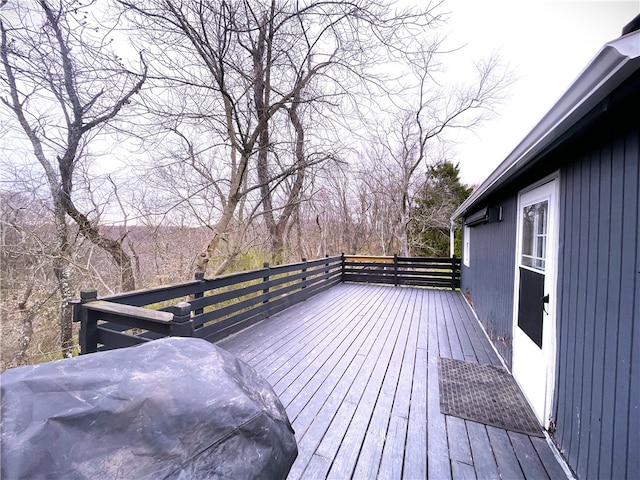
[217,283,569,479]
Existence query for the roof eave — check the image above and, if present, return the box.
[452,30,640,220]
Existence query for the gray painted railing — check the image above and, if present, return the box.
[73,255,460,354]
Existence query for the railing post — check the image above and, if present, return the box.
[262,262,271,317]
[325,254,329,276]
[170,302,194,337]
[301,258,307,289]
[451,255,457,290]
[263,262,270,303]
[394,254,399,287]
[193,271,205,315]
[79,289,98,354]
[341,253,345,283]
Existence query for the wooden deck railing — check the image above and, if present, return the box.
[73,255,460,354]
[343,255,461,289]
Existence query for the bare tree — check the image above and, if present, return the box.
[1,0,146,356]
[0,185,75,369]
[363,50,511,256]
[116,0,441,273]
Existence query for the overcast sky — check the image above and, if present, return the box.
[440,0,639,185]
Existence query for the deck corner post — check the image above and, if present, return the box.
[80,289,98,303]
[79,289,98,354]
[170,302,194,337]
[341,253,345,282]
[75,289,97,322]
[394,254,399,287]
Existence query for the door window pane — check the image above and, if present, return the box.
[521,200,548,271]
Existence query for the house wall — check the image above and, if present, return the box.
[554,122,639,480]
[460,195,517,368]
[460,67,639,478]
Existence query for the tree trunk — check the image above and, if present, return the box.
[399,193,410,257]
[197,150,250,275]
[252,6,281,262]
[62,197,136,291]
[52,198,75,358]
[14,283,35,367]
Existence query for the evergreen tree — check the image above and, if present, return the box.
[409,162,472,257]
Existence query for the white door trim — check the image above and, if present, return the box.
[512,172,560,427]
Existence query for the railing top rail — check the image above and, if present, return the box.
[344,255,394,263]
[344,255,459,262]
[85,300,174,324]
[70,279,205,306]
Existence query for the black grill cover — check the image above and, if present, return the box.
[1,337,297,479]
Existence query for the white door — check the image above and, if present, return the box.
[512,177,559,426]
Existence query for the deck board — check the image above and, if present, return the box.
[428,290,454,480]
[508,431,551,479]
[467,422,501,480]
[486,426,526,480]
[217,283,569,479]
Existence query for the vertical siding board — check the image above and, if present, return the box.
[554,168,565,442]
[556,164,578,462]
[613,130,639,479]
[573,152,592,476]
[562,161,581,464]
[599,137,625,480]
[629,128,640,479]
[588,148,611,476]
[555,163,571,457]
[568,157,589,473]
[555,165,566,450]
[577,151,600,479]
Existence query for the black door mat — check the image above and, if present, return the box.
[438,357,544,437]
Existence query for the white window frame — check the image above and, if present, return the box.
[521,201,548,272]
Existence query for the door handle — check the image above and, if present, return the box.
[542,294,549,314]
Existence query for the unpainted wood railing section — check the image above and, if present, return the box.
[73,255,461,354]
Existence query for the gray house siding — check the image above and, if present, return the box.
[554,123,639,480]
[455,29,640,479]
[460,79,639,479]
[461,195,517,367]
